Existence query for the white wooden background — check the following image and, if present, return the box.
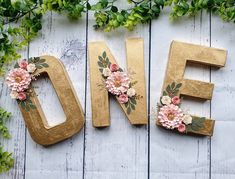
[0,2,234,179]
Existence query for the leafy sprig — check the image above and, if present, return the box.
[0,107,14,174]
[0,147,14,174]
[163,81,182,97]
[0,108,11,139]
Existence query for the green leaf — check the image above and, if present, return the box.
[111,6,118,12]
[98,61,103,67]
[127,107,131,115]
[42,63,49,68]
[130,104,135,110]
[163,91,168,96]
[102,51,106,59]
[130,98,137,105]
[171,82,175,89]
[98,56,103,61]
[176,83,182,89]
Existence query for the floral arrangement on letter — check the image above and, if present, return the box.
[98,51,142,115]
[6,57,49,111]
[157,82,206,134]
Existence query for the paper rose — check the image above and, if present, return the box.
[178,124,186,133]
[127,88,136,97]
[18,92,27,101]
[102,68,111,77]
[172,96,181,105]
[110,63,119,72]
[18,59,28,69]
[158,104,184,129]
[161,95,172,105]
[118,94,129,104]
[182,114,192,125]
[6,68,32,92]
[27,63,36,73]
[105,71,130,95]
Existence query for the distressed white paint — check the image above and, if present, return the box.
[0,3,234,179]
[211,16,235,179]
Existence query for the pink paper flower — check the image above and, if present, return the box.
[178,124,186,133]
[6,68,32,92]
[110,63,119,72]
[18,59,28,70]
[118,94,129,104]
[105,71,130,95]
[18,92,27,101]
[158,104,184,129]
[172,96,181,105]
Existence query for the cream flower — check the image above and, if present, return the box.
[102,68,111,77]
[27,63,36,73]
[127,88,136,97]
[182,115,192,125]
[10,91,19,99]
[161,95,171,105]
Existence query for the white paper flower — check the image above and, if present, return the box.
[161,95,171,105]
[127,88,136,97]
[27,63,36,73]
[102,68,111,77]
[10,91,19,99]
[182,114,192,125]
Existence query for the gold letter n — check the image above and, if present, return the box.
[89,38,148,127]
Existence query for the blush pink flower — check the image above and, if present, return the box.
[158,104,184,129]
[18,59,28,70]
[118,94,129,104]
[6,68,31,92]
[178,124,186,133]
[105,71,130,95]
[172,96,181,105]
[110,63,119,72]
[18,92,27,101]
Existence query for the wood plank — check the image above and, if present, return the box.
[1,48,27,179]
[150,9,211,178]
[84,0,149,178]
[211,16,235,179]
[24,12,87,179]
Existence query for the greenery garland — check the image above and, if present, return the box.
[0,0,235,74]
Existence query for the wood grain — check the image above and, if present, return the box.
[88,38,147,127]
[211,16,235,179]
[156,41,227,136]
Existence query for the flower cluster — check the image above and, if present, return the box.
[6,57,49,111]
[6,59,37,101]
[98,51,139,115]
[102,63,136,104]
[157,82,193,133]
